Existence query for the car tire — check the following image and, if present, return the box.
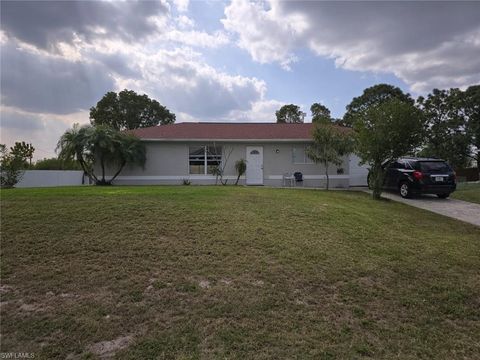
[399,181,412,198]
[437,193,450,199]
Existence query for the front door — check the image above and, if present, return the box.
[246,146,263,185]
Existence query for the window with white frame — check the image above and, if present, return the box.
[292,145,314,164]
[189,145,222,175]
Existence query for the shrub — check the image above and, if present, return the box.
[34,157,82,170]
[0,144,25,188]
[234,159,247,185]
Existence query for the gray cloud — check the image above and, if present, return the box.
[1,43,114,114]
[224,0,480,91]
[0,109,45,131]
[138,49,266,118]
[90,52,142,79]
[0,107,85,159]
[285,1,480,54]
[0,0,167,50]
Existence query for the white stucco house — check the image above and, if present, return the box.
[111,122,368,187]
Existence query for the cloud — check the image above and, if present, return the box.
[0,107,89,160]
[1,42,115,114]
[222,0,307,70]
[164,29,229,48]
[89,52,142,79]
[122,48,267,118]
[223,0,480,91]
[0,0,168,51]
[226,99,287,122]
[0,109,45,131]
[173,0,189,13]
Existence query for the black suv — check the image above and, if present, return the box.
[369,157,457,198]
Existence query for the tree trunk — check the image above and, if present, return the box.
[78,157,98,183]
[100,156,106,184]
[235,174,241,185]
[325,161,329,190]
[477,153,480,180]
[371,163,384,200]
[109,160,126,184]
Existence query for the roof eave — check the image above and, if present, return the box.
[139,138,314,142]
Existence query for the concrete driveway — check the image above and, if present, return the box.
[361,189,480,227]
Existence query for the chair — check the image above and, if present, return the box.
[294,172,304,187]
[282,172,295,187]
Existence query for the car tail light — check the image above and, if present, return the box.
[413,171,424,180]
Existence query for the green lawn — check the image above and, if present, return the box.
[451,182,480,204]
[1,186,479,359]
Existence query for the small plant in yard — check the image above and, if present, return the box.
[234,158,247,185]
[211,165,226,185]
[182,178,191,185]
[209,145,233,185]
[0,144,25,188]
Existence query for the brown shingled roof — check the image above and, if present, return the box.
[130,122,349,140]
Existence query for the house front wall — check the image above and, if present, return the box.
[111,140,350,187]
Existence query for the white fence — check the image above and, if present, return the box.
[16,170,87,188]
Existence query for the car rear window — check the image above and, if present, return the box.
[419,161,451,172]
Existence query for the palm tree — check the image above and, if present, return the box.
[57,124,98,183]
[108,134,146,183]
[57,124,146,185]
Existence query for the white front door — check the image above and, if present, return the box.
[246,146,263,185]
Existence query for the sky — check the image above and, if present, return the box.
[1,0,480,160]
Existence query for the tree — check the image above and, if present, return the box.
[56,124,94,180]
[210,145,233,185]
[276,104,306,123]
[311,103,332,124]
[417,88,471,169]
[57,125,146,185]
[10,141,35,167]
[0,144,25,188]
[306,124,354,190]
[234,158,247,185]
[353,99,424,200]
[464,85,480,176]
[90,89,175,130]
[343,84,414,127]
[34,157,82,170]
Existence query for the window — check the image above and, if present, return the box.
[292,146,313,164]
[189,145,222,175]
[419,161,452,173]
[392,161,405,169]
[250,150,260,155]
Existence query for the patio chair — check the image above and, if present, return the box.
[294,172,304,186]
[282,172,295,187]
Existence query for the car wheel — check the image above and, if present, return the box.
[399,182,412,198]
[437,193,449,199]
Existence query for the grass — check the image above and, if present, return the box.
[1,186,479,359]
[451,182,480,204]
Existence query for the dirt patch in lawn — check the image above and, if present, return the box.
[87,335,134,358]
